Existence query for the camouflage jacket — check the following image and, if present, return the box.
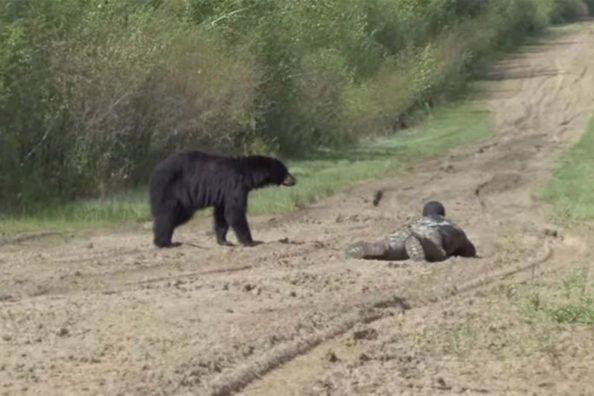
[387,214,476,262]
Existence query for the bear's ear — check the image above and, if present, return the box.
[282,173,296,186]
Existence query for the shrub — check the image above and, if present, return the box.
[0,1,258,207]
[553,0,590,21]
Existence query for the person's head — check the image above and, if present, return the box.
[422,200,446,217]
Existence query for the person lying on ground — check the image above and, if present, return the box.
[345,201,477,262]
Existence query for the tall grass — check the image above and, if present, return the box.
[510,266,594,326]
[0,0,591,211]
[542,114,594,222]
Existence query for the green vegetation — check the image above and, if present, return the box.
[0,102,491,232]
[507,266,594,326]
[1,0,591,214]
[426,265,594,361]
[542,115,594,222]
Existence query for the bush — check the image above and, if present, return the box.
[0,1,258,207]
[584,0,594,14]
[553,0,590,21]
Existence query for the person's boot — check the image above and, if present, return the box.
[404,236,426,262]
[345,240,389,259]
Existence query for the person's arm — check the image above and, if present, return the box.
[454,234,477,257]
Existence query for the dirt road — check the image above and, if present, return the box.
[2,23,594,396]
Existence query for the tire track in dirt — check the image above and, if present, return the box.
[202,240,557,396]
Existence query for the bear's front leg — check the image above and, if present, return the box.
[228,212,255,246]
[213,205,233,246]
[153,214,177,248]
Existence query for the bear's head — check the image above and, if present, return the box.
[243,155,296,189]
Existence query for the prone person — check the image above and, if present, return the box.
[345,201,477,262]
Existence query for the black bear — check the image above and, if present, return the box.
[149,150,296,248]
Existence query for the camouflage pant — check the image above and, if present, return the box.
[345,226,447,262]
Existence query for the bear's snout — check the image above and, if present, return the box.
[283,174,296,186]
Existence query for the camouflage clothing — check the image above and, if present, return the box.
[345,213,476,262]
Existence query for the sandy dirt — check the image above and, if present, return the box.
[2,23,594,396]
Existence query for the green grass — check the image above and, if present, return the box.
[542,114,594,222]
[0,190,149,233]
[508,266,594,326]
[505,104,594,328]
[0,101,492,233]
[529,111,594,326]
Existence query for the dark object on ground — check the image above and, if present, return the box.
[372,190,383,206]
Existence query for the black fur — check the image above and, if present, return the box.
[149,150,296,248]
